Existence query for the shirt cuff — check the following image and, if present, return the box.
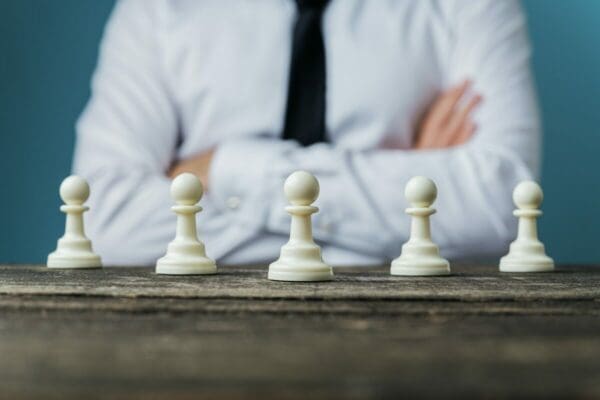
[209,137,296,228]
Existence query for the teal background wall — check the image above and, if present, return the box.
[0,0,598,264]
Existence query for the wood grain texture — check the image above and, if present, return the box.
[1,264,599,300]
[1,264,600,399]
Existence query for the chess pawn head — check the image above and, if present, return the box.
[284,170,320,206]
[499,180,554,273]
[60,175,90,206]
[47,175,102,269]
[171,172,203,206]
[513,180,543,210]
[405,176,437,209]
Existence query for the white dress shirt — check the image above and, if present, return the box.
[73,0,540,266]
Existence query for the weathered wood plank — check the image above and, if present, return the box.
[1,264,600,399]
[1,295,600,316]
[1,264,599,301]
[1,311,600,399]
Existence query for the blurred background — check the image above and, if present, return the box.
[0,0,598,264]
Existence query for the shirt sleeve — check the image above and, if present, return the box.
[209,0,540,261]
[73,0,260,265]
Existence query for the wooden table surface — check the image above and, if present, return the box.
[1,264,600,399]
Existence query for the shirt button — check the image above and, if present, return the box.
[226,196,241,210]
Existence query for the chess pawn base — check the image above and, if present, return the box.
[268,243,333,282]
[156,242,216,275]
[391,241,450,276]
[499,241,554,273]
[47,237,102,269]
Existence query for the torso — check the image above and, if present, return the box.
[158,0,455,157]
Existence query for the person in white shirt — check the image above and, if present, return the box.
[73,0,540,266]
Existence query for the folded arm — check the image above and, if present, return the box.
[205,0,540,260]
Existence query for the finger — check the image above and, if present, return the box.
[414,80,472,149]
[448,94,482,132]
[453,120,477,146]
[429,80,471,112]
[429,80,472,126]
[414,110,438,149]
[443,95,482,146]
[415,123,441,149]
[414,123,431,148]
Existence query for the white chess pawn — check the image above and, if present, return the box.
[155,173,217,275]
[499,181,554,273]
[390,176,450,276]
[47,175,102,269]
[268,171,333,282]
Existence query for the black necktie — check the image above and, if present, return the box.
[282,0,329,146]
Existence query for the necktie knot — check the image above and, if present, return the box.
[295,0,329,12]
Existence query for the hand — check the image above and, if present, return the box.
[168,149,215,191]
[414,80,482,149]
